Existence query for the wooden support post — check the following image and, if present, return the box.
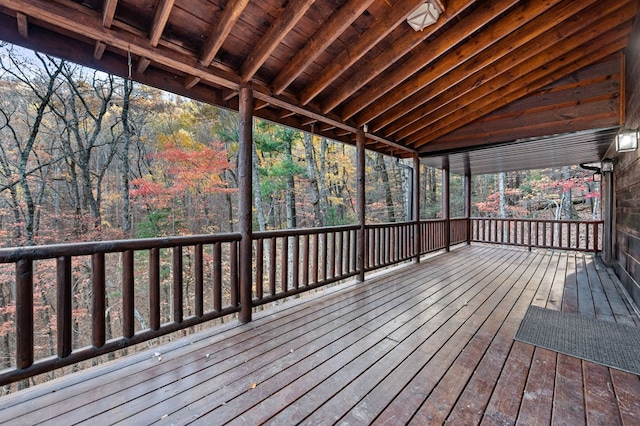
[413,151,421,262]
[356,129,366,282]
[443,156,450,252]
[464,167,472,245]
[602,170,614,264]
[238,85,254,323]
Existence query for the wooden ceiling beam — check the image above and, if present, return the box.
[240,0,315,82]
[149,0,175,48]
[2,0,242,88]
[102,0,117,29]
[271,0,375,95]
[407,4,636,146]
[198,0,250,67]
[326,0,486,117]
[298,0,424,106]
[412,33,631,149]
[353,0,564,128]
[385,0,610,138]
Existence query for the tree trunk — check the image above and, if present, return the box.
[252,144,267,232]
[121,76,133,235]
[303,133,323,227]
[375,152,395,222]
[498,172,506,218]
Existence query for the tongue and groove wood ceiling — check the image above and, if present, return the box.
[0,0,638,172]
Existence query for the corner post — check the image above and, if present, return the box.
[464,167,471,245]
[442,157,450,252]
[238,85,254,323]
[413,152,421,262]
[356,129,366,282]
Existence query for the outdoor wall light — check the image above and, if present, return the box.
[615,130,639,152]
[601,159,615,173]
[407,1,443,31]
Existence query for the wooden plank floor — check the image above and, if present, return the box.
[1,245,639,425]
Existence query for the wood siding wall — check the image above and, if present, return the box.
[614,147,640,305]
[614,24,640,304]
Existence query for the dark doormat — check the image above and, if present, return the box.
[514,305,640,375]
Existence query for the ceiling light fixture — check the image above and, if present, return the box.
[407,1,443,31]
[615,129,639,152]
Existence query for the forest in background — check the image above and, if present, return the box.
[0,44,601,249]
[0,44,601,392]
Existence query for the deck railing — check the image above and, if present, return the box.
[470,218,603,252]
[0,234,242,385]
[365,221,416,270]
[252,225,359,305]
[0,217,603,385]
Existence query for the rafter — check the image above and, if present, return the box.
[149,0,175,48]
[320,0,474,115]
[16,12,27,37]
[353,0,564,128]
[389,0,625,140]
[338,0,516,121]
[271,0,376,95]
[102,0,117,28]
[185,75,200,89]
[136,57,151,73]
[298,0,424,106]
[198,0,250,67]
[240,0,315,82]
[93,41,106,59]
[413,31,631,149]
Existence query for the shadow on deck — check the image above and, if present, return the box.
[1,245,639,425]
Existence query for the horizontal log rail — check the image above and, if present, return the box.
[0,234,242,386]
[252,225,360,305]
[470,218,603,252]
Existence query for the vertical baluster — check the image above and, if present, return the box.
[322,232,328,281]
[337,231,343,277]
[281,236,289,293]
[269,237,277,295]
[559,222,563,248]
[213,242,222,311]
[293,235,299,289]
[256,238,264,299]
[330,232,336,278]
[149,248,160,330]
[57,256,72,358]
[92,253,106,346]
[585,223,590,251]
[312,233,319,285]
[303,234,310,286]
[230,240,238,306]
[195,244,203,317]
[16,259,33,369]
[173,246,183,323]
[122,250,134,338]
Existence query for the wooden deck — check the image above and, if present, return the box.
[1,245,639,425]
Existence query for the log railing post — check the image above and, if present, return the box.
[238,85,254,323]
[413,151,421,262]
[16,259,33,370]
[442,157,451,252]
[356,129,366,282]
